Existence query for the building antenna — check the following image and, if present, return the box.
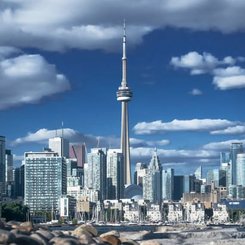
[97,136,100,148]
[61,121,64,138]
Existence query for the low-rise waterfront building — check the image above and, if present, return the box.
[146,203,162,222]
[168,203,183,223]
[212,204,229,224]
[186,203,205,223]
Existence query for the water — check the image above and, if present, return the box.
[49,224,159,234]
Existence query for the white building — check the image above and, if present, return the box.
[59,195,76,219]
[134,162,147,186]
[67,185,81,200]
[186,203,205,223]
[123,203,140,222]
[80,187,99,203]
[49,136,69,158]
[168,203,183,223]
[147,204,162,222]
[212,204,229,224]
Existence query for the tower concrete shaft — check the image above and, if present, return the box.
[117,22,133,185]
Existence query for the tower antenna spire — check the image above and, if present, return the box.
[121,19,127,88]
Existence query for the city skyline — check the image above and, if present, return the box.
[1,1,245,175]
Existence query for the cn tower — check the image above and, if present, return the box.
[117,22,133,185]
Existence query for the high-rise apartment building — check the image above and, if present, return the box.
[86,148,107,201]
[24,150,67,213]
[107,149,124,199]
[162,168,174,200]
[49,137,69,158]
[0,136,6,194]
[230,142,243,185]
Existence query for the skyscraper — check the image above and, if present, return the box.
[230,143,243,185]
[117,23,133,185]
[162,168,174,200]
[107,149,124,199]
[14,164,25,198]
[69,143,87,167]
[86,148,107,200]
[5,149,13,183]
[143,150,162,203]
[0,136,6,194]
[236,153,245,186]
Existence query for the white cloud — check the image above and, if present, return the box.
[131,147,218,164]
[12,128,120,149]
[214,75,245,90]
[171,51,236,75]
[189,88,202,96]
[0,53,70,110]
[202,139,245,151]
[1,1,245,51]
[134,118,235,135]
[210,125,245,135]
[130,138,170,147]
[171,52,245,90]
[171,52,219,74]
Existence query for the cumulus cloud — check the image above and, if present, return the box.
[133,118,235,135]
[171,52,220,74]
[189,88,202,96]
[1,1,245,51]
[171,51,245,90]
[12,128,120,148]
[213,66,245,90]
[0,52,70,110]
[171,51,237,75]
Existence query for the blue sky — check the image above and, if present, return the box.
[1,0,245,174]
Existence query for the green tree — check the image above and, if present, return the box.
[1,202,29,222]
